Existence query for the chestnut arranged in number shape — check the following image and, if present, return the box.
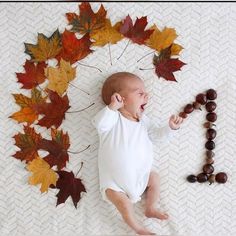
[179,89,228,185]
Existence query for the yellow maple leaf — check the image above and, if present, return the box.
[27,156,58,193]
[90,19,124,47]
[145,24,178,52]
[25,29,62,62]
[45,59,76,96]
[10,88,46,124]
[171,43,183,55]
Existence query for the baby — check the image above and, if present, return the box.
[92,72,183,235]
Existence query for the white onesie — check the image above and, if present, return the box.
[92,105,172,203]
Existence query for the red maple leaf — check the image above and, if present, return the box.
[33,89,70,129]
[13,125,42,162]
[153,54,186,82]
[16,60,47,89]
[51,171,86,208]
[56,30,93,64]
[120,15,154,45]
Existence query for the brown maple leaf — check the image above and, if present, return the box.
[120,15,154,45]
[66,2,107,34]
[13,125,42,162]
[153,53,186,82]
[24,29,62,62]
[56,30,93,64]
[38,128,70,170]
[33,89,70,129]
[51,170,86,208]
[16,60,47,89]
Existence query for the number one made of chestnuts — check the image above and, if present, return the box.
[179,89,228,185]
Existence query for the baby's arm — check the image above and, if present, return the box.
[91,93,123,133]
[144,114,183,142]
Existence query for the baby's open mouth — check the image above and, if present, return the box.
[140,103,147,111]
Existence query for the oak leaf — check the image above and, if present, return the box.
[51,170,86,208]
[120,15,154,45]
[45,59,76,96]
[38,128,70,170]
[13,125,42,162]
[145,24,177,52]
[56,30,93,64]
[16,60,47,89]
[91,19,124,46]
[27,156,58,193]
[10,88,46,124]
[66,2,107,34]
[33,89,70,129]
[24,29,62,62]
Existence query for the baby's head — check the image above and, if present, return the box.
[102,72,148,118]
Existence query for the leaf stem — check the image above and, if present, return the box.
[77,62,102,72]
[117,40,130,60]
[68,144,90,154]
[139,67,155,71]
[137,50,156,63]
[66,103,95,113]
[68,82,90,95]
[75,162,84,177]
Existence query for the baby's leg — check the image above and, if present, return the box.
[106,188,155,235]
[144,171,169,220]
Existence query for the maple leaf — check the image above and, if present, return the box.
[90,19,124,46]
[119,15,154,45]
[45,59,76,96]
[153,53,186,82]
[16,60,47,89]
[171,43,183,56]
[27,156,58,193]
[56,30,93,64]
[38,128,70,170]
[24,29,62,62]
[13,125,42,162]
[51,170,86,208]
[66,2,107,34]
[9,88,46,124]
[145,24,178,52]
[33,89,70,129]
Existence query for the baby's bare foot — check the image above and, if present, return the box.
[136,228,156,235]
[145,208,169,220]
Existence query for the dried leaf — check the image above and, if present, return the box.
[45,59,76,96]
[56,30,93,64]
[13,125,42,162]
[52,170,86,208]
[66,2,107,34]
[27,156,58,193]
[91,19,123,46]
[33,89,70,129]
[24,29,62,62]
[120,15,154,45]
[16,60,47,89]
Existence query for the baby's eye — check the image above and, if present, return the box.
[139,93,143,96]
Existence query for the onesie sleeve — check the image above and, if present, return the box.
[142,114,173,142]
[91,105,119,134]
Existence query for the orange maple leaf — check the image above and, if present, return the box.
[9,88,46,124]
[66,2,107,34]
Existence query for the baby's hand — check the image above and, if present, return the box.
[169,114,183,130]
[108,93,124,111]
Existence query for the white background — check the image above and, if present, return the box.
[0,2,236,235]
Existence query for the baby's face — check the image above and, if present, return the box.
[120,76,148,117]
